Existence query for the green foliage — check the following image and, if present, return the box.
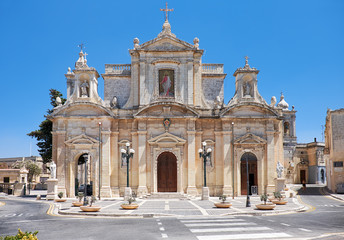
[27,89,66,164]
[58,192,63,199]
[77,192,84,202]
[128,196,136,205]
[218,195,227,203]
[12,160,41,183]
[260,193,268,204]
[89,196,97,206]
[0,228,38,240]
[273,191,283,200]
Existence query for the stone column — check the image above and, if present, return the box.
[101,130,112,198]
[266,128,276,193]
[137,130,148,197]
[186,129,197,196]
[131,132,139,189]
[215,132,223,196]
[54,131,67,196]
[222,131,233,196]
[110,132,120,197]
[187,61,194,105]
[139,61,146,105]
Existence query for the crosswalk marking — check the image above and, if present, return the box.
[181,219,244,223]
[179,217,293,240]
[185,222,256,227]
[190,226,271,233]
[196,232,291,240]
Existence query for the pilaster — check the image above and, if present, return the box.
[186,128,197,196]
[110,131,120,197]
[137,130,148,196]
[100,130,112,198]
[222,130,232,196]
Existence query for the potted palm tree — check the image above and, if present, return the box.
[72,192,84,207]
[214,195,232,208]
[80,196,101,212]
[55,192,67,202]
[256,193,276,210]
[121,196,139,210]
[271,191,287,205]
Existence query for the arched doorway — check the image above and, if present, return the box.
[240,152,258,195]
[157,152,177,192]
[75,153,92,196]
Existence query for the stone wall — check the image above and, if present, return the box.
[202,77,224,105]
[104,78,131,108]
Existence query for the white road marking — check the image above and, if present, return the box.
[181,219,244,223]
[196,232,291,240]
[188,201,209,216]
[299,228,312,232]
[159,227,165,231]
[158,222,162,225]
[190,226,271,233]
[161,233,168,238]
[101,201,121,209]
[281,223,290,227]
[4,218,84,224]
[185,222,256,227]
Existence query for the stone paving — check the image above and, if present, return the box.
[54,195,306,218]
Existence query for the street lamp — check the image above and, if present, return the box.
[121,142,135,200]
[199,141,212,200]
[245,154,251,207]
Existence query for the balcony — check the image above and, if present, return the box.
[202,64,224,74]
[105,64,131,75]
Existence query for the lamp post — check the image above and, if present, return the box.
[121,142,135,200]
[199,141,212,200]
[83,154,88,206]
[98,122,101,200]
[245,154,251,207]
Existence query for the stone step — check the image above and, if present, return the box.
[145,192,188,199]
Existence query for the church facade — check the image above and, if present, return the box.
[51,17,297,198]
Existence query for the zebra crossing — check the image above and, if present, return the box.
[178,217,293,240]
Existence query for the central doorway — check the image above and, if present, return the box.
[241,152,258,195]
[157,152,177,192]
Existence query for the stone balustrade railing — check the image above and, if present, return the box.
[202,64,224,74]
[105,64,131,74]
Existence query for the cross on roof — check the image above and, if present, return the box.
[160,2,174,21]
[78,43,84,51]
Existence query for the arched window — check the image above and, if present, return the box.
[284,122,290,136]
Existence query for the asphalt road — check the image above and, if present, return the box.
[0,186,343,240]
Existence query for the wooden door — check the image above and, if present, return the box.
[241,161,257,195]
[157,152,177,192]
[300,170,306,184]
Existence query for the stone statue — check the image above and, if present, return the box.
[214,96,223,109]
[80,81,89,97]
[276,161,284,178]
[49,161,56,179]
[133,38,140,49]
[55,96,62,107]
[243,82,251,96]
[193,37,199,49]
[271,96,276,107]
[111,96,118,109]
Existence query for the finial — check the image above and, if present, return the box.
[133,38,140,49]
[193,37,199,49]
[245,56,249,65]
[160,2,174,22]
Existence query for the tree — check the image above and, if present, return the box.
[27,89,66,164]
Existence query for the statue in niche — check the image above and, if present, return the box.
[276,161,284,178]
[111,96,118,109]
[243,82,251,96]
[80,81,89,97]
[214,96,223,109]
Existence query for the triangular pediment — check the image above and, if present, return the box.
[140,36,195,51]
[134,102,199,118]
[234,133,267,145]
[65,134,100,148]
[148,132,186,147]
[52,102,114,118]
[221,103,279,118]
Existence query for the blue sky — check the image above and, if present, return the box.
[0,0,343,158]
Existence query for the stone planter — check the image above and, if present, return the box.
[72,202,83,207]
[121,203,139,210]
[80,205,101,212]
[54,199,67,202]
[255,203,276,210]
[271,199,288,205]
[214,202,232,208]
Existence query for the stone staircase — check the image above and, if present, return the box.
[144,192,189,199]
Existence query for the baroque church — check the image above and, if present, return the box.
[51,9,298,198]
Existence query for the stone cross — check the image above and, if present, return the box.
[160,2,174,21]
[84,52,88,60]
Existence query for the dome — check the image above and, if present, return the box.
[277,93,289,110]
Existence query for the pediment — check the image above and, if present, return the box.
[221,103,279,118]
[65,134,100,148]
[148,132,186,148]
[52,102,113,117]
[140,37,195,51]
[234,133,267,145]
[134,103,199,118]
